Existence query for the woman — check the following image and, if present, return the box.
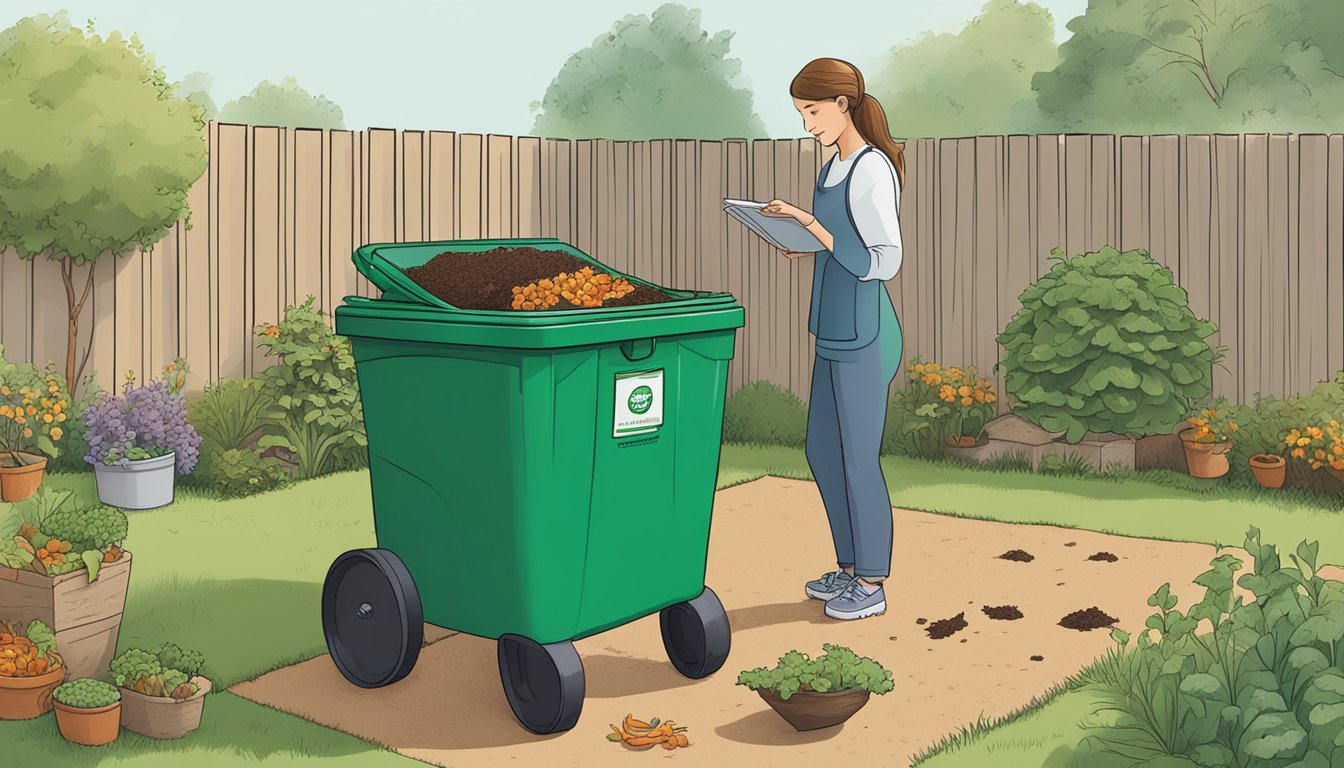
[760,57,904,621]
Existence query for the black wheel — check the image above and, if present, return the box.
[322,548,423,688]
[660,586,731,679]
[497,634,584,734]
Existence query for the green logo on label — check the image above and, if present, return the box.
[628,385,653,414]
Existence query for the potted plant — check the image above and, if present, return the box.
[0,348,71,502]
[736,644,894,731]
[110,642,211,739]
[1179,405,1238,479]
[1248,452,1287,489]
[1284,421,1344,487]
[52,677,121,746]
[0,619,65,719]
[84,363,201,510]
[0,490,132,679]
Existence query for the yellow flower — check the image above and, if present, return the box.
[961,396,974,407]
[22,427,33,438]
[0,385,8,396]
[1334,444,1344,456]
[1293,447,1307,458]
[56,412,67,422]
[43,413,53,424]
[1315,449,1327,460]
[1308,427,1324,440]
[958,385,972,397]
[14,414,25,425]
[913,363,926,375]
[947,367,963,381]
[924,374,943,386]
[25,405,36,416]
[986,393,997,403]
[49,427,63,441]
[974,390,987,403]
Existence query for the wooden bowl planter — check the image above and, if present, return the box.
[0,552,132,680]
[53,679,122,746]
[119,675,211,739]
[0,452,49,503]
[1178,429,1232,479]
[756,686,870,731]
[1249,454,1287,489]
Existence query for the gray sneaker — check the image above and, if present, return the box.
[805,570,855,600]
[824,579,886,620]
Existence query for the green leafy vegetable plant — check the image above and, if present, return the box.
[996,246,1223,443]
[1078,526,1344,766]
[111,642,206,699]
[53,678,121,708]
[737,644,895,700]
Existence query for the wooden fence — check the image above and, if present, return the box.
[1,124,1342,406]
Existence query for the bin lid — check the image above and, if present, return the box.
[337,238,745,349]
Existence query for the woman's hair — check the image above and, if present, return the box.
[789,58,905,188]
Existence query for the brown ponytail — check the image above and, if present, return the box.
[789,58,905,188]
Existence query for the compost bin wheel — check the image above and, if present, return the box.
[322,548,423,688]
[660,586,731,679]
[497,634,585,734]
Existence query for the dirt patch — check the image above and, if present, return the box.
[1030,655,1045,661]
[1088,552,1119,562]
[1059,607,1118,631]
[999,549,1034,562]
[403,247,676,310]
[925,612,968,639]
[982,605,1024,620]
[1064,541,1076,547]
[915,618,927,625]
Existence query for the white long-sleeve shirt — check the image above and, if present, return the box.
[821,143,903,281]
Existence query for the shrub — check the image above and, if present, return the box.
[188,377,270,450]
[737,644,895,700]
[0,348,71,464]
[722,381,806,448]
[84,369,201,475]
[997,246,1222,443]
[254,296,366,479]
[1226,371,1344,493]
[53,677,120,708]
[881,356,952,458]
[1079,527,1344,767]
[47,369,103,473]
[189,444,289,497]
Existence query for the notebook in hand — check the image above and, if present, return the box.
[722,198,824,253]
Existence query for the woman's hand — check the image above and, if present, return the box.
[761,199,815,226]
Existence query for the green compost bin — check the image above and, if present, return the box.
[321,237,744,735]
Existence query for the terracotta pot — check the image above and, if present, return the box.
[1249,454,1287,489]
[0,665,66,719]
[757,687,870,731]
[0,452,48,502]
[118,676,211,739]
[1179,429,1231,479]
[54,700,121,746]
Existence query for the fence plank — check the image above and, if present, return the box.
[486,134,511,239]
[974,136,1002,383]
[1329,135,1344,380]
[1298,135,1329,391]
[252,127,282,374]
[329,131,358,308]
[1184,136,1213,332]
[1243,134,1270,400]
[1210,135,1241,401]
[31,253,66,373]
[574,140,594,255]
[1118,136,1145,252]
[215,124,248,381]
[457,133,484,240]
[724,140,748,397]
[402,131,425,243]
[516,136,542,238]
[1148,135,1181,284]
[1092,134,1117,249]
[427,131,456,241]
[749,139,773,387]
[1063,134,1089,255]
[294,129,324,311]
[1266,134,1291,399]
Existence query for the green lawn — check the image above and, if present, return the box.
[2,444,1338,765]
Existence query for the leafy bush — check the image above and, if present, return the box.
[1079,527,1344,766]
[721,381,806,448]
[41,504,128,553]
[1037,452,1094,477]
[253,295,366,479]
[1226,371,1344,493]
[189,444,289,497]
[188,377,270,451]
[881,356,955,458]
[737,643,895,700]
[47,369,103,473]
[53,678,120,708]
[997,246,1222,443]
[84,370,201,474]
[0,348,71,462]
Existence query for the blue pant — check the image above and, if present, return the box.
[805,335,900,580]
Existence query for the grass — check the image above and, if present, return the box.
[4,444,1338,764]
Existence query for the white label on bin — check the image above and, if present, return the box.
[614,369,663,438]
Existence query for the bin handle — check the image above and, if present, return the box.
[621,338,656,361]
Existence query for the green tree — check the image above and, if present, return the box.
[870,0,1061,138]
[174,70,218,121]
[217,76,344,129]
[530,3,766,140]
[0,13,207,395]
[1035,0,1344,133]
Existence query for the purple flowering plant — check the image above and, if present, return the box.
[84,360,201,475]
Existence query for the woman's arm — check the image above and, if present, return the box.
[844,152,902,281]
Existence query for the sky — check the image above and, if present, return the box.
[6,0,1088,137]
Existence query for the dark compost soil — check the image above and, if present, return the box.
[982,605,1024,620]
[925,612,969,640]
[402,247,677,310]
[1088,552,1119,562]
[998,549,1035,562]
[1059,607,1118,631]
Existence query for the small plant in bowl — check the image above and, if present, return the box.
[1179,402,1238,479]
[737,644,894,731]
[0,619,66,719]
[110,642,211,739]
[52,677,121,745]
[84,363,201,510]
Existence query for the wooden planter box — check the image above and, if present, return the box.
[0,552,132,680]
